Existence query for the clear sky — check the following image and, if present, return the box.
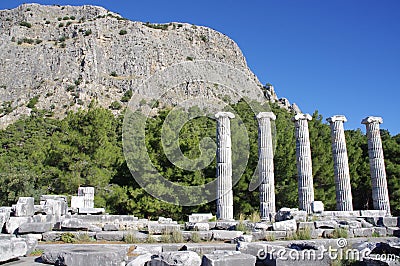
[1,0,399,134]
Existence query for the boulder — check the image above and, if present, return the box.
[312,201,324,213]
[5,217,32,234]
[96,231,124,241]
[188,213,214,223]
[211,230,243,241]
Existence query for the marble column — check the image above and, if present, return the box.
[292,113,314,214]
[216,112,235,220]
[257,112,276,221]
[362,116,391,214]
[327,115,353,211]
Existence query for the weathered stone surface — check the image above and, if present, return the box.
[211,230,243,241]
[95,231,124,241]
[202,250,256,266]
[104,223,119,231]
[0,211,10,229]
[124,231,149,242]
[61,218,89,230]
[158,217,177,224]
[18,222,53,234]
[0,237,28,262]
[273,219,297,231]
[264,231,287,240]
[322,211,361,217]
[360,210,389,217]
[5,217,32,234]
[148,223,181,234]
[42,231,96,242]
[254,222,272,230]
[214,221,237,230]
[233,234,253,243]
[338,220,362,229]
[150,251,201,266]
[78,207,106,215]
[194,222,210,231]
[298,222,315,230]
[353,228,374,237]
[188,213,214,223]
[373,227,387,237]
[14,197,35,217]
[386,227,400,236]
[314,220,338,229]
[377,217,399,227]
[127,253,152,266]
[41,245,128,266]
[311,201,324,213]
[361,219,375,228]
[275,208,307,222]
[42,198,68,216]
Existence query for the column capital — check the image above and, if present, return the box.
[362,116,383,124]
[256,112,276,121]
[327,115,347,123]
[215,112,235,119]
[292,113,312,122]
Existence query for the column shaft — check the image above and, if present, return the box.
[362,116,391,214]
[216,112,235,220]
[292,114,314,214]
[257,112,276,221]
[327,115,353,211]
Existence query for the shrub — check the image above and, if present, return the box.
[27,96,39,108]
[66,85,75,92]
[119,29,127,35]
[29,249,44,256]
[63,16,70,20]
[75,233,93,242]
[200,35,208,42]
[35,39,42,44]
[171,230,183,243]
[143,22,168,30]
[121,90,132,102]
[191,232,201,243]
[66,21,72,26]
[248,211,261,223]
[70,16,76,20]
[332,228,348,239]
[61,232,76,243]
[60,42,66,48]
[58,17,62,21]
[110,71,118,77]
[146,234,156,243]
[45,20,50,24]
[109,101,122,110]
[186,56,194,61]
[58,36,67,42]
[124,233,139,243]
[84,29,92,36]
[19,21,32,28]
[58,23,64,27]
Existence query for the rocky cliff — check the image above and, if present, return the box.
[0,3,291,128]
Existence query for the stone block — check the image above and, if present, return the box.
[338,220,362,229]
[254,222,272,230]
[78,207,105,214]
[214,221,237,230]
[386,227,400,236]
[377,217,398,227]
[127,253,152,266]
[158,217,177,224]
[188,231,213,242]
[202,250,256,266]
[71,196,84,209]
[353,228,374,237]
[148,223,181,234]
[42,231,62,242]
[298,222,315,230]
[188,213,214,223]
[360,219,374,228]
[232,234,253,243]
[322,211,361,217]
[18,234,38,255]
[61,218,89,230]
[14,197,35,217]
[32,214,55,223]
[5,217,32,234]
[310,228,325,238]
[150,251,201,266]
[360,210,389,217]
[18,222,53,234]
[312,201,324,213]
[0,238,28,262]
[273,219,297,231]
[104,223,119,231]
[123,231,149,242]
[41,245,128,266]
[373,227,387,237]
[96,231,124,241]
[77,186,95,208]
[211,230,242,241]
[194,222,209,231]
[264,231,287,240]
[40,194,68,203]
[0,211,10,229]
[43,198,68,216]
[314,220,338,229]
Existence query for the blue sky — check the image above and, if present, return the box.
[1,0,399,134]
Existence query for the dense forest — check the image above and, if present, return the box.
[0,100,399,221]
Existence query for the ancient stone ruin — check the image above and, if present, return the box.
[0,114,397,266]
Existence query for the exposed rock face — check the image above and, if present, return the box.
[0,3,278,128]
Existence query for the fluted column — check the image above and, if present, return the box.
[327,115,353,211]
[216,112,235,220]
[362,116,391,214]
[292,113,314,214]
[257,112,276,221]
